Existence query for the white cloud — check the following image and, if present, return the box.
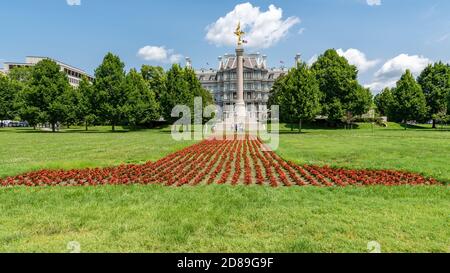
[366,0,381,6]
[66,0,81,6]
[298,28,306,35]
[205,2,300,48]
[169,54,183,64]
[366,54,432,91]
[337,48,380,73]
[436,33,450,43]
[137,46,183,64]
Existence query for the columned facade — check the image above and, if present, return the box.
[195,52,287,122]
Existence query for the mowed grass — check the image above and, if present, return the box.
[0,126,195,178]
[0,124,449,253]
[0,185,448,253]
[275,123,450,184]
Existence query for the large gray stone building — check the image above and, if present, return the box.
[194,53,300,121]
[2,56,93,87]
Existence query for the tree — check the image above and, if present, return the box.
[18,106,40,129]
[311,49,372,125]
[123,69,159,128]
[17,59,71,132]
[311,49,356,119]
[445,90,450,124]
[0,75,20,121]
[161,64,191,121]
[279,62,322,132]
[391,70,428,126]
[7,66,33,84]
[184,67,213,123]
[374,88,395,117]
[326,98,345,125]
[417,62,450,128]
[141,65,166,103]
[78,76,98,131]
[347,84,372,116]
[94,53,127,131]
[268,75,285,107]
[268,75,289,122]
[62,86,83,128]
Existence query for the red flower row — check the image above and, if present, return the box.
[0,136,441,187]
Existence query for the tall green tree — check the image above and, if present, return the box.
[417,62,450,128]
[123,69,159,127]
[94,53,127,131]
[268,75,285,107]
[62,86,83,128]
[347,84,373,116]
[7,66,33,84]
[374,88,395,117]
[268,75,288,121]
[311,49,371,123]
[445,89,450,124]
[78,76,98,131]
[184,67,214,123]
[162,64,191,121]
[141,65,166,103]
[17,59,71,132]
[391,70,428,126]
[0,75,21,120]
[280,62,322,132]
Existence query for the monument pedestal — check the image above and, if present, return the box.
[213,29,265,133]
[234,101,246,122]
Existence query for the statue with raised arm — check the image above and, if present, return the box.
[234,22,245,46]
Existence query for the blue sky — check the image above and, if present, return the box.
[0,0,449,92]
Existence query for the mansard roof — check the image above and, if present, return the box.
[220,54,266,70]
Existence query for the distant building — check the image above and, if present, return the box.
[194,53,299,121]
[2,56,94,87]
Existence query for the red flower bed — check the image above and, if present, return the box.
[0,135,441,187]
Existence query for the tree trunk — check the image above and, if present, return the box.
[85,121,88,131]
[432,119,436,129]
[112,123,115,132]
[51,123,56,132]
[291,123,294,131]
[299,119,302,133]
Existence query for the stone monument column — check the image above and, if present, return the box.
[235,45,246,121]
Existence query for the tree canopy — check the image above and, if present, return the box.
[277,62,322,132]
[390,70,428,123]
[417,62,450,128]
[123,69,160,127]
[93,53,127,131]
[0,75,21,120]
[374,88,394,116]
[16,59,71,131]
[311,49,371,122]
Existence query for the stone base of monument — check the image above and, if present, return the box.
[213,114,265,133]
[213,101,266,133]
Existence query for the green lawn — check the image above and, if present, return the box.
[0,185,448,253]
[275,123,450,184]
[0,124,448,253]
[0,126,195,178]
